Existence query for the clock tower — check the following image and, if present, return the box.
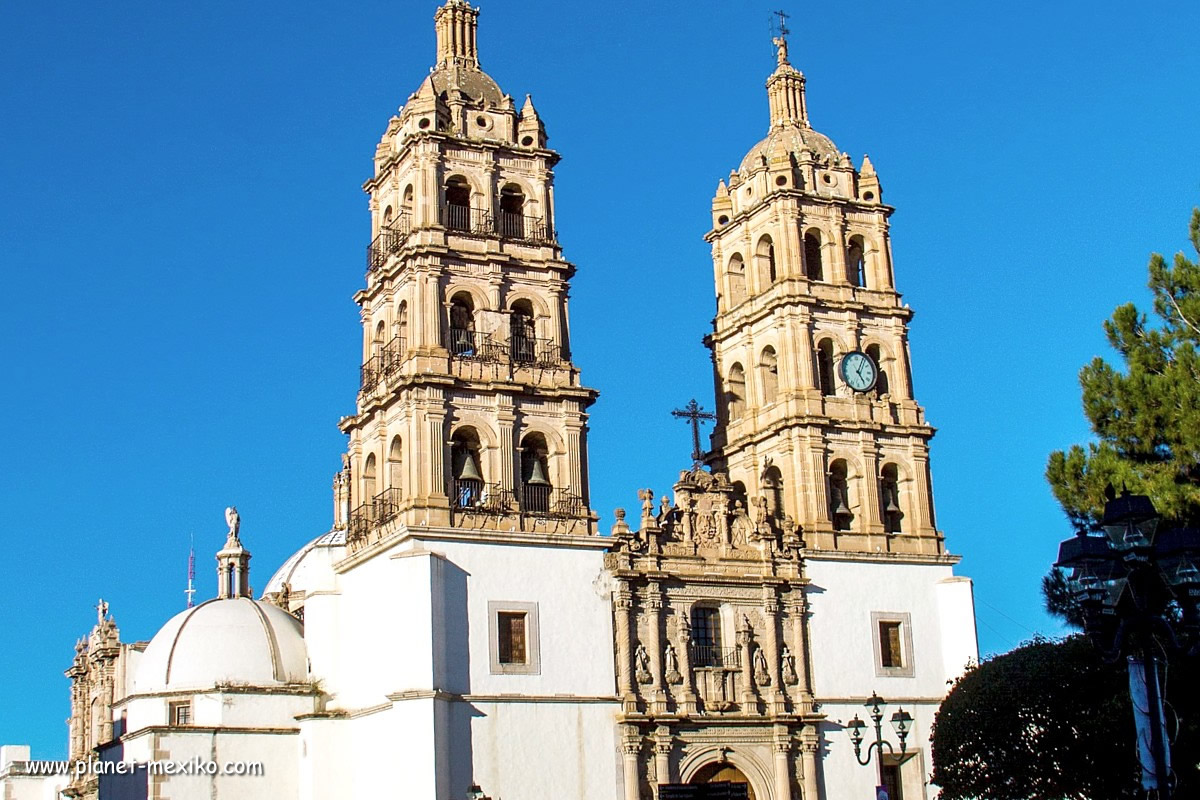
[705,37,942,557]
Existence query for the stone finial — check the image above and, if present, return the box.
[96,598,108,627]
[861,154,876,175]
[520,93,538,119]
[611,508,631,537]
[715,179,728,198]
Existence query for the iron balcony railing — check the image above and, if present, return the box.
[510,335,562,367]
[450,479,513,515]
[519,484,587,518]
[440,205,555,245]
[690,645,741,669]
[366,211,413,273]
[448,329,506,362]
[348,487,402,541]
[442,204,492,235]
[360,336,407,392]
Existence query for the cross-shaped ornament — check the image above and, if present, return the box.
[672,399,717,466]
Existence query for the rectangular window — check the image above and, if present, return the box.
[169,701,191,726]
[497,612,526,665]
[871,611,915,678]
[881,763,903,800]
[488,601,540,675]
[879,621,903,668]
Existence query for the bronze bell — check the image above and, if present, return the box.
[456,450,483,482]
[832,488,852,519]
[527,457,550,486]
[885,492,901,515]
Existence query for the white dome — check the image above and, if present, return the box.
[262,529,345,598]
[133,597,308,694]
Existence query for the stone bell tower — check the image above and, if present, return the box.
[335,0,598,549]
[705,36,942,557]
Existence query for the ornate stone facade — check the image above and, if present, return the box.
[63,603,140,800]
[608,468,821,800]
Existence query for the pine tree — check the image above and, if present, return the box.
[1046,207,1200,534]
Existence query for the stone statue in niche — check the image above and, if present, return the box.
[753,645,771,686]
[635,643,652,684]
[730,500,754,546]
[782,645,799,685]
[665,644,682,685]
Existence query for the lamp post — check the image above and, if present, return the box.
[845,691,913,794]
[1055,490,1200,800]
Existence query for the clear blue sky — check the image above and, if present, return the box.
[2,0,1198,758]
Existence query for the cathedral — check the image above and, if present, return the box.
[1,3,977,799]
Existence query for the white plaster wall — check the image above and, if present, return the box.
[122,729,299,800]
[456,700,621,800]
[122,690,313,734]
[804,558,975,699]
[0,775,69,800]
[804,556,977,800]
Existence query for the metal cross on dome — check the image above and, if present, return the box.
[672,399,716,466]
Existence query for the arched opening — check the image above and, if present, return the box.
[847,235,866,287]
[881,463,903,533]
[804,230,824,281]
[382,205,394,227]
[444,175,471,231]
[372,321,386,358]
[498,183,526,238]
[690,762,755,800]
[690,605,724,667]
[448,292,476,356]
[727,363,746,420]
[449,427,484,508]
[399,185,414,231]
[727,253,747,307]
[762,465,785,521]
[402,184,414,213]
[510,299,536,363]
[829,459,853,531]
[388,436,403,494]
[362,453,377,503]
[519,432,551,513]
[756,235,777,285]
[758,346,778,405]
[866,343,889,395]
[816,339,835,396]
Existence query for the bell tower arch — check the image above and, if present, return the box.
[704,38,941,556]
[334,0,598,548]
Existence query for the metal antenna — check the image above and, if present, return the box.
[185,532,196,609]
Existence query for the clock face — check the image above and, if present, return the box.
[840,351,878,392]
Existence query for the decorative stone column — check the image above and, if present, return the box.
[763,588,786,715]
[675,611,699,716]
[615,580,636,711]
[737,618,758,714]
[622,727,642,800]
[654,726,673,791]
[773,726,792,800]
[790,592,814,712]
[646,582,667,714]
[800,727,821,800]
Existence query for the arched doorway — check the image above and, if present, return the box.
[690,762,755,800]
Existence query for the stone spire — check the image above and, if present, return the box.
[434,0,480,67]
[766,35,808,129]
[216,506,252,599]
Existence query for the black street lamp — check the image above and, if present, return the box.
[1055,490,1200,799]
[845,691,913,792]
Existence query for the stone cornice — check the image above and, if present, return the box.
[803,549,961,566]
[333,524,613,573]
